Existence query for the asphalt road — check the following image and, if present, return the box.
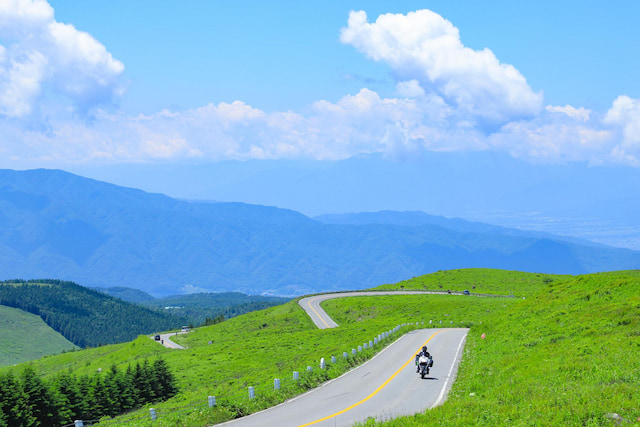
[151,331,188,349]
[218,327,467,427]
[298,291,453,329]
[217,291,469,426]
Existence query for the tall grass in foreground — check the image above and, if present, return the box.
[359,272,640,426]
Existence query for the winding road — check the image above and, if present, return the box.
[218,291,468,427]
[299,291,454,329]
[151,331,189,349]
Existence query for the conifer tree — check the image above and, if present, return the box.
[0,372,34,426]
[21,366,58,426]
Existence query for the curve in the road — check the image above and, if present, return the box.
[218,291,470,426]
[151,331,189,349]
[299,291,467,329]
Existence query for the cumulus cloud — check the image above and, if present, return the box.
[0,88,487,165]
[2,85,640,167]
[0,0,124,117]
[396,80,425,98]
[604,96,640,146]
[1,6,640,168]
[489,109,612,163]
[340,10,543,126]
[546,105,591,122]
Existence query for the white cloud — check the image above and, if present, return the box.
[0,49,47,117]
[604,95,640,147]
[2,85,640,167]
[340,10,543,125]
[546,105,591,122]
[489,110,612,163]
[0,0,53,37]
[1,6,640,169]
[396,80,425,98]
[0,0,124,117]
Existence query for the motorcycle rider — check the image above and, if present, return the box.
[415,345,432,373]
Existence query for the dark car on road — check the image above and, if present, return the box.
[463,290,470,295]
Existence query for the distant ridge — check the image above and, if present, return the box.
[314,210,607,248]
[1,168,639,296]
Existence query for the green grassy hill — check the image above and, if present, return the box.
[1,269,638,426]
[0,305,77,367]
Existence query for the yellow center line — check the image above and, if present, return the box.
[298,330,443,427]
[306,296,331,328]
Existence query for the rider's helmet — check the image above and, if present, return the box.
[422,346,427,352]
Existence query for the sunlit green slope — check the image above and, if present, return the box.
[0,305,77,367]
[2,269,638,426]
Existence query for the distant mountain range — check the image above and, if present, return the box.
[1,168,639,296]
[68,153,640,250]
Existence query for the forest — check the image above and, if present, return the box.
[140,291,290,325]
[0,358,176,426]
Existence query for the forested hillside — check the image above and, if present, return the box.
[140,292,290,325]
[0,280,183,347]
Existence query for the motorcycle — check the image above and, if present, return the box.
[417,355,433,379]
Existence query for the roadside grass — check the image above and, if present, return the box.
[87,300,432,426]
[0,304,77,366]
[1,275,514,426]
[3,268,638,426]
[374,268,569,297]
[358,271,640,426]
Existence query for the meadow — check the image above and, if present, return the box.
[2,269,638,426]
[359,271,640,426]
[0,305,76,367]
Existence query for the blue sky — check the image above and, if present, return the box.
[46,0,639,115]
[2,0,640,250]
[1,0,639,167]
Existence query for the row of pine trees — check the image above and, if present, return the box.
[0,359,177,426]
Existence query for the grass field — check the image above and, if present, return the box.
[374,268,570,297]
[2,269,639,426]
[0,305,77,367]
[360,271,640,426]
